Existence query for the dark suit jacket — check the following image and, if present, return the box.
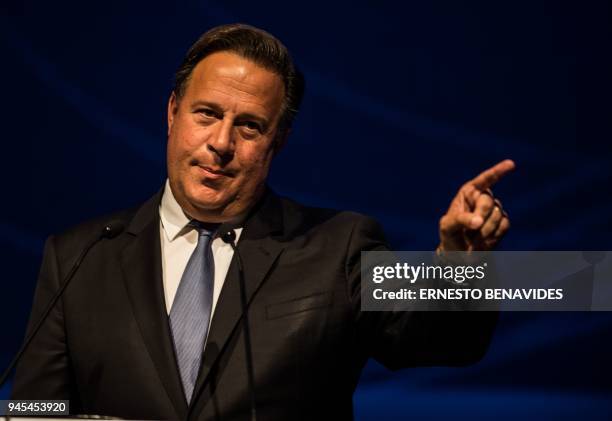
[12,188,497,420]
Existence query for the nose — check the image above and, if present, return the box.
[207,118,235,164]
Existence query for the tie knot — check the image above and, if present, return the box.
[189,220,218,237]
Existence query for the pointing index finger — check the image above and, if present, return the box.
[469,159,516,189]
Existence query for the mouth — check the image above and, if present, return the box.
[195,164,233,180]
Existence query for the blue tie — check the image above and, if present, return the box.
[170,221,216,403]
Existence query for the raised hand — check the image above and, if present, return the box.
[438,159,515,252]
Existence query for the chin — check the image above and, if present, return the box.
[190,194,228,211]
[180,183,223,208]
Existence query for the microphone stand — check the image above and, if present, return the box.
[0,222,125,389]
[220,229,257,421]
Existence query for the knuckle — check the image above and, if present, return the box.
[496,218,510,236]
[484,222,496,237]
[479,195,494,212]
[493,207,503,221]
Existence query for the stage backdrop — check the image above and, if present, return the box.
[1,1,610,419]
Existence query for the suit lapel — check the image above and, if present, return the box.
[189,190,286,412]
[119,192,188,420]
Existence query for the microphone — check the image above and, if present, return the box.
[218,225,238,251]
[218,225,256,421]
[0,220,126,389]
[102,221,125,239]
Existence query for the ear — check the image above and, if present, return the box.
[273,128,290,156]
[167,91,179,137]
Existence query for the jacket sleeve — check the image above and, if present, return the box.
[347,216,498,370]
[11,236,80,407]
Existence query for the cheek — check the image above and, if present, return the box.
[239,145,275,176]
[169,125,208,162]
[167,138,187,169]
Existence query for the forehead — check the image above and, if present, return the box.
[185,51,285,117]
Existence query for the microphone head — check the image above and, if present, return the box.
[102,220,126,239]
[218,225,237,245]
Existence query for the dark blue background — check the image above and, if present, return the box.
[1,1,611,419]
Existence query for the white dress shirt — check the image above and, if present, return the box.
[159,179,243,315]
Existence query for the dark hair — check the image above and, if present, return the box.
[173,23,305,132]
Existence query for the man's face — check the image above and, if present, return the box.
[167,51,285,222]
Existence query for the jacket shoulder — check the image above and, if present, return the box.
[54,187,162,242]
[50,189,161,261]
[59,207,138,240]
[276,194,386,241]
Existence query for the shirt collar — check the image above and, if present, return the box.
[160,179,192,242]
[159,179,248,242]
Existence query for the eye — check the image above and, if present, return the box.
[197,108,217,118]
[244,121,261,132]
[236,121,263,139]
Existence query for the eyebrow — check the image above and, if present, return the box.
[190,100,272,131]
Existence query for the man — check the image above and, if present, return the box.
[12,24,513,420]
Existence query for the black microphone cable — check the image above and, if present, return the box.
[219,226,257,421]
